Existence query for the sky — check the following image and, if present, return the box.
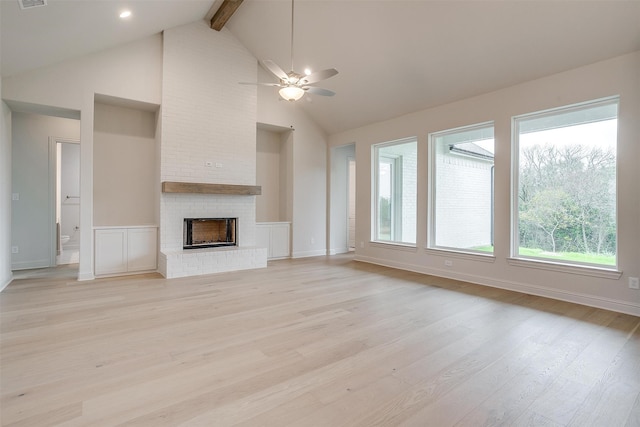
[520,119,618,152]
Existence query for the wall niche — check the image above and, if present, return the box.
[255,124,292,223]
[93,96,159,227]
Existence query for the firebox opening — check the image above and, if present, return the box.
[183,218,237,249]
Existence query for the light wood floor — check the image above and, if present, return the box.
[1,255,639,426]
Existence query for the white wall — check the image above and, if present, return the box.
[93,102,157,226]
[329,51,640,316]
[256,67,328,258]
[11,112,80,270]
[2,35,162,111]
[2,34,163,280]
[161,22,256,187]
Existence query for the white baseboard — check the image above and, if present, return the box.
[11,259,51,270]
[328,247,350,256]
[355,255,640,317]
[78,270,95,281]
[0,273,13,292]
[292,249,327,259]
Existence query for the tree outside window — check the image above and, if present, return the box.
[514,98,618,267]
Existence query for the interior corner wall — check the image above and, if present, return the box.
[328,51,640,316]
[0,98,12,290]
[0,4,9,291]
[256,127,283,222]
[256,67,329,257]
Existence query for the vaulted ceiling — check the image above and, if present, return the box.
[2,0,639,135]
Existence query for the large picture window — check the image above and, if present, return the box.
[373,138,417,245]
[513,98,618,267]
[429,123,494,253]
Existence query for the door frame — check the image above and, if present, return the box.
[48,137,80,266]
[347,156,356,250]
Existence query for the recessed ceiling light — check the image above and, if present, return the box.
[119,10,132,19]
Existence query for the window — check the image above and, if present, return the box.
[429,123,494,254]
[513,97,618,267]
[373,138,417,244]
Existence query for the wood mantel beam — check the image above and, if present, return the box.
[162,181,261,196]
[210,0,244,31]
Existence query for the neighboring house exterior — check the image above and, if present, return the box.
[435,142,494,250]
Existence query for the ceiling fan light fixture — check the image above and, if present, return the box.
[239,0,337,100]
[279,86,305,101]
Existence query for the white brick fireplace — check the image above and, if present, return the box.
[159,194,265,278]
[158,20,267,278]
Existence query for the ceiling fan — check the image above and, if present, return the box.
[241,0,338,101]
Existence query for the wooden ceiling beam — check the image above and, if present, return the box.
[210,0,244,31]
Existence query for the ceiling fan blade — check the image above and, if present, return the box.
[304,86,335,96]
[261,60,289,81]
[239,82,283,87]
[301,68,338,85]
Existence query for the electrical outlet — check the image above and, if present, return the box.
[444,260,453,267]
[310,237,315,244]
[12,193,19,201]
[11,246,19,254]
[629,277,640,290]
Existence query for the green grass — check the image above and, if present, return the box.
[472,245,615,266]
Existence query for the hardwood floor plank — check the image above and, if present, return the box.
[2,402,82,427]
[1,255,638,426]
[625,393,640,427]
[397,304,599,427]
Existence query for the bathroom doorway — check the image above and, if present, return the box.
[50,138,80,265]
[348,157,356,251]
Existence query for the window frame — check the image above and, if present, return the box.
[428,121,495,256]
[510,96,620,271]
[371,137,417,246]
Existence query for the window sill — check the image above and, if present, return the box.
[425,248,496,263]
[370,241,417,252]
[507,257,622,280]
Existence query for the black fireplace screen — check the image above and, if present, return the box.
[183,218,237,249]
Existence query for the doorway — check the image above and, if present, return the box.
[348,157,356,251]
[329,143,356,254]
[50,138,80,265]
